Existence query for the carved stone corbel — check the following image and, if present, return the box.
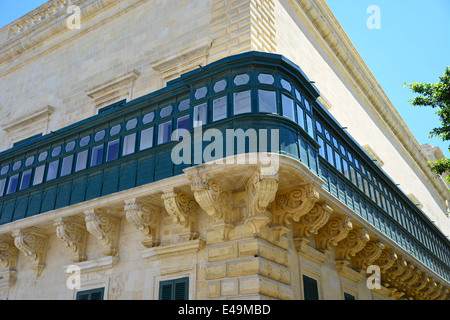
[292,202,332,247]
[0,237,18,272]
[189,176,233,240]
[84,209,121,256]
[245,167,279,235]
[374,248,398,273]
[315,213,352,252]
[419,280,437,299]
[54,217,88,262]
[428,283,444,300]
[162,188,199,241]
[352,240,385,270]
[124,199,162,248]
[385,257,408,285]
[12,229,48,276]
[335,228,370,263]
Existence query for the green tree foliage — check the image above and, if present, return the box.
[405,67,450,184]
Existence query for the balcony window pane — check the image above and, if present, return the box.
[123,133,136,156]
[13,161,21,171]
[80,136,90,147]
[160,105,173,118]
[0,179,5,196]
[281,79,292,92]
[158,121,172,145]
[95,130,105,142]
[52,146,61,157]
[282,94,295,121]
[233,90,251,115]
[214,80,227,93]
[178,99,190,112]
[258,90,277,113]
[126,118,138,130]
[140,127,154,151]
[66,141,76,152]
[258,73,274,85]
[61,155,74,176]
[7,174,19,194]
[47,160,59,181]
[193,103,207,127]
[143,112,155,125]
[317,137,325,158]
[1,166,9,176]
[110,124,121,136]
[91,145,104,167]
[326,144,334,164]
[213,96,227,121]
[20,170,32,190]
[33,165,45,186]
[25,156,35,167]
[106,140,120,162]
[234,74,249,86]
[334,152,342,172]
[75,150,88,172]
[177,115,190,139]
[304,98,311,112]
[195,87,208,100]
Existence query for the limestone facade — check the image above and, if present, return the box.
[0,0,448,300]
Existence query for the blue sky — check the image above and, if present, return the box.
[325,0,450,158]
[1,1,449,158]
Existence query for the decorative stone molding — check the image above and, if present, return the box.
[54,217,88,263]
[141,239,204,263]
[0,237,18,272]
[151,40,211,85]
[352,240,385,270]
[189,176,233,241]
[124,199,162,248]
[84,209,121,256]
[335,228,370,262]
[64,255,119,274]
[362,145,384,167]
[161,188,199,241]
[245,168,279,235]
[271,186,320,223]
[315,213,352,252]
[12,229,48,276]
[292,202,332,244]
[86,69,140,113]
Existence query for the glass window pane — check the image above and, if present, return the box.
[0,179,6,196]
[25,156,35,167]
[334,152,342,172]
[178,99,190,111]
[80,136,90,147]
[177,115,190,139]
[7,175,19,194]
[233,90,251,115]
[326,144,334,164]
[306,115,314,137]
[258,73,274,85]
[296,104,304,128]
[258,90,277,113]
[52,146,61,157]
[61,155,74,177]
[13,161,22,171]
[47,160,59,181]
[91,145,104,167]
[213,96,227,121]
[158,121,172,145]
[95,130,105,142]
[66,141,76,152]
[140,127,154,151]
[75,150,89,172]
[193,103,207,127]
[214,80,227,93]
[123,133,136,156]
[304,98,311,112]
[282,94,295,121]
[126,118,138,130]
[106,140,120,162]
[160,105,173,118]
[234,74,249,86]
[317,137,325,158]
[281,79,292,92]
[33,165,45,186]
[20,170,32,190]
[143,112,155,124]
[195,87,208,100]
[1,165,9,176]
[110,124,121,136]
